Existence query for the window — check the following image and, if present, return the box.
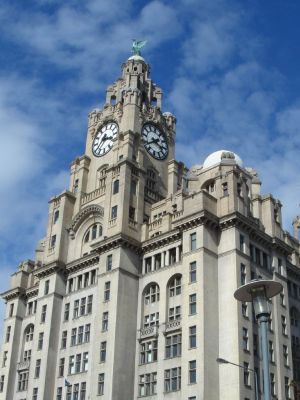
[140,340,157,364]
[74,178,79,193]
[32,387,38,400]
[189,294,197,314]
[113,180,119,194]
[78,326,84,345]
[169,276,181,297]
[189,326,196,348]
[25,325,34,342]
[189,262,197,282]
[240,234,245,252]
[291,307,299,326]
[58,358,65,377]
[282,315,287,335]
[9,303,14,317]
[69,356,75,374]
[64,303,70,321]
[285,376,290,399]
[269,340,274,362]
[107,255,112,271]
[243,362,250,386]
[18,371,28,391]
[240,263,246,285]
[23,349,31,362]
[102,312,108,331]
[280,290,285,307]
[0,376,4,392]
[278,258,283,275]
[75,354,82,373]
[54,209,59,224]
[104,282,110,301]
[242,328,249,351]
[73,384,79,400]
[131,180,137,195]
[41,305,47,323]
[66,385,72,400]
[169,306,181,321]
[283,345,289,366]
[83,352,89,372]
[91,224,97,240]
[144,284,160,304]
[222,182,228,196]
[87,295,93,313]
[80,382,86,400]
[56,387,62,400]
[190,233,196,251]
[44,279,50,295]
[77,275,83,290]
[165,334,181,358]
[71,328,77,346]
[111,205,118,219]
[139,373,157,396]
[129,206,135,220]
[80,297,86,316]
[270,373,275,396]
[34,359,41,378]
[189,360,197,384]
[5,326,11,342]
[84,324,90,343]
[61,331,67,349]
[83,273,89,288]
[51,234,56,248]
[242,302,248,318]
[91,269,96,284]
[2,351,8,367]
[38,332,44,350]
[100,341,107,363]
[74,300,79,318]
[164,367,181,392]
[144,312,159,327]
[98,373,105,396]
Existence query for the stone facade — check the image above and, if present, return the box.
[1,53,300,400]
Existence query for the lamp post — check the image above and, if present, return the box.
[234,279,283,400]
[216,357,258,400]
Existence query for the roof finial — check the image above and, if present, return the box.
[132,39,147,56]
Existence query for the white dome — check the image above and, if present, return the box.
[203,150,243,169]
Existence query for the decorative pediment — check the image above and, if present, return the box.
[68,204,104,239]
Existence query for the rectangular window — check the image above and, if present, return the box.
[35,359,41,378]
[283,345,289,366]
[56,387,62,400]
[242,302,248,318]
[41,304,47,323]
[139,372,157,396]
[38,332,44,350]
[189,326,197,348]
[80,382,86,400]
[98,373,105,396]
[113,179,119,194]
[82,352,89,372]
[69,355,75,375]
[32,387,38,400]
[78,326,84,345]
[111,205,118,219]
[87,295,93,314]
[222,182,228,196]
[44,279,50,295]
[90,269,96,285]
[73,384,79,400]
[144,312,159,327]
[129,206,135,220]
[189,294,197,315]
[61,331,67,349]
[66,385,72,400]
[243,362,250,386]
[0,375,4,392]
[85,324,90,343]
[278,258,283,274]
[2,351,8,367]
[5,326,11,343]
[58,358,65,377]
[165,334,182,359]
[23,349,31,362]
[189,360,197,384]
[280,290,285,307]
[64,303,70,321]
[140,339,157,364]
[240,263,246,285]
[282,315,287,335]
[164,367,181,392]
[100,341,107,363]
[104,282,110,301]
[242,328,248,351]
[270,373,275,396]
[51,234,56,248]
[71,328,77,346]
[240,234,245,252]
[83,272,89,288]
[285,376,290,398]
[75,354,81,373]
[190,233,197,251]
[131,180,137,195]
[169,306,181,321]
[189,261,197,282]
[9,303,14,317]
[77,275,83,290]
[18,371,29,391]
[80,297,86,316]
[102,312,108,331]
[74,300,79,318]
[269,340,274,362]
[106,255,112,271]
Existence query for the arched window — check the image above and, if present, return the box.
[84,224,103,243]
[144,284,160,305]
[25,325,34,342]
[169,276,182,297]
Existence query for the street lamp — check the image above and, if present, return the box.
[216,357,258,400]
[234,279,283,400]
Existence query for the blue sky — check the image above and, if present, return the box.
[1,0,300,336]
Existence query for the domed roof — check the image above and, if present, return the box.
[203,150,243,169]
[128,54,145,62]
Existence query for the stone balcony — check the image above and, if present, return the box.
[81,187,106,206]
[17,360,30,371]
[164,319,181,333]
[138,326,159,341]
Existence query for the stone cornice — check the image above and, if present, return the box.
[26,285,39,299]
[34,260,66,279]
[66,253,100,274]
[271,237,294,256]
[142,230,181,253]
[287,262,300,281]
[49,190,76,204]
[91,233,141,255]
[172,210,219,231]
[1,287,26,301]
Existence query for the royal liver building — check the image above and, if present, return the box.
[1,48,300,400]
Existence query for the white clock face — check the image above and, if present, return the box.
[92,122,118,157]
[142,123,168,160]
